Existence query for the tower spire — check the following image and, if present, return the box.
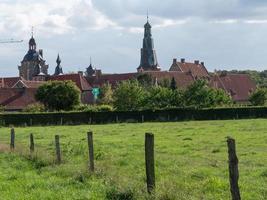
[147,9,149,22]
[137,15,160,72]
[31,26,34,38]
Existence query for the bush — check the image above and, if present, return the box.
[36,81,81,111]
[0,105,5,113]
[249,88,267,106]
[184,79,232,108]
[22,103,45,113]
[75,104,113,112]
[113,80,145,111]
[75,104,98,112]
[97,105,114,112]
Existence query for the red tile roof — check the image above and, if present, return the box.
[144,71,195,88]
[87,72,138,87]
[169,59,209,78]
[210,74,256,102]
[12,80,45,88]
[48,74,92,91]
[0,77,24,88]
[87,71,195,89]
[0,88,37,110]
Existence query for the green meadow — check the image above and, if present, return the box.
[0,119,267,200]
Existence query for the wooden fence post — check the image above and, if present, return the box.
[87,132,94,172]
[55,135,61,164]
[227,137,241,200]
[10,128,15,150]
[145,133,155,194]
[30,133,34,153]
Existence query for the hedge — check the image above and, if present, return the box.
[1,107,267,127]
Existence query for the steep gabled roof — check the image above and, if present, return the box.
[210,73,256,102]
[169,59,209,78]
[12,80,45,88]
[0,88,37,110]
[0,77,25,88]
[48,73,92,91]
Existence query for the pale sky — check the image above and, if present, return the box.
[1,0,267,77]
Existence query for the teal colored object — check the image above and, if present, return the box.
[92,88,100,99]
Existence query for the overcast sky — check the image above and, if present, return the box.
[1,0,267,77]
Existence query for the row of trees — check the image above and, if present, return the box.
[33,77,267,111]
[99,79,232,111]
[33,78,232,112]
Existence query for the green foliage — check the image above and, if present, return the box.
[35,81,81,111]
[184,79,232,108]
[99,83,114,105]
[158,78,171,88]
[249,88,267,106]
[0,120,266,199]
[75,104,114,112]
[113,80,145,111]
[143,86,183,109]
[210,88,232,107]
[137,73,154,88]
[22,103,45,113]
[75,104,98,112]
[0,105,5,113]
[97,105,114,112]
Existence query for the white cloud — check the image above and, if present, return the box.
[210,19,239,24]
[244,19,267,24]
[0,0,118,38]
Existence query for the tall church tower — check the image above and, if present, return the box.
[18,33,49,80]
[137,16,160,72]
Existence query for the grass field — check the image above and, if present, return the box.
[0,119,267,200]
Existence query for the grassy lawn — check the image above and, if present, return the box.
[0,119,267,200]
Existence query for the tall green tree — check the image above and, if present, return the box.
[249,88,267,106]
[36,81,81,111]
[113,80,145,111]
[143,86,174,109]
[184,79,231,108]
[99,83,114,105]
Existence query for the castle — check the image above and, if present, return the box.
[0,18,256,111]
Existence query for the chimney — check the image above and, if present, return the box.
[39,49,43,57]
[173,58,177,64]
[194,60,199,65]
[201,62,204,66]
[181,58,185,63]
[78,71,83,76]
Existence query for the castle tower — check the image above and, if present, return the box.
[137,16,160,72]
[54,54,63,75]
[85,57,96,76]
[18,33,49,80]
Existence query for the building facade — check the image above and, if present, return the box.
[137,18,160,72]
[18,35,48,80]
